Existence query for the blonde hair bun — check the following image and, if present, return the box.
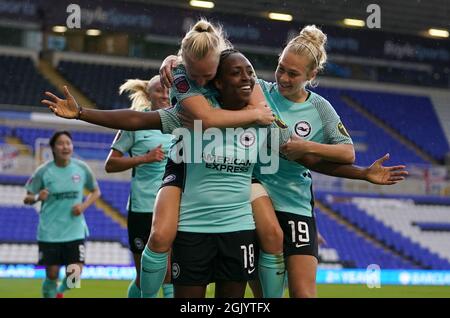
[193,20,213,33]
[179,18,232,61]
[299,25,327,49]
[285,24,328,73]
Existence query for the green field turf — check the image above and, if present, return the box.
[0,279,448,298]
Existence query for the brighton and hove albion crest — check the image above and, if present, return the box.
[172,263,180,279]
[72,174,81,183]
[240,131,256,147]
[294,121,311,138]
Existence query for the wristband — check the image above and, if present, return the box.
[34,194,40,202]
[76,105,83,120]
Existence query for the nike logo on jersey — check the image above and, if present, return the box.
[276,270,285,275]
[247,267,256,274]
[295,243,310,248]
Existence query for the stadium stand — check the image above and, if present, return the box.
[315,87,428,166]
[346,90,450,162]
[97,180,130,217]
[0,125,115,161]
[319,194,450,270]
[0,34,448,275]
[0,55,56,107]
[315,207,417,269]
[4,179,448,270]
[57,61,158,109]
[0,183,130,265]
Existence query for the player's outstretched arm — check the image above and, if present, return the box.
[298,153,408,185]
[179,89,274,129]
[281,134,355,164]
[42,86,162,131]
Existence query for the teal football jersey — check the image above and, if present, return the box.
[158,92,290,233]
[158,64,218,134]
[111,129,173,212]
[25,159,98,242]
[254,80,353,217]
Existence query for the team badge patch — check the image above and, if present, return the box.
[163,174,176,184]
[134,238,144,251]
[72,174,81,183]
[174,76,190,94]
[294,121,312,138]
[172,263,180,279]
[338,122,350,137]
[240,131,256,147]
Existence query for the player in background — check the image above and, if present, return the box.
[104,76,173,298]
[23,131,100,298]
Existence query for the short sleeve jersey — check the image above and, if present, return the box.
[25,159,98,242]
[254,79,353,217]
[157,91,290,233]
[158,64,218,134]
[111,128,173,213]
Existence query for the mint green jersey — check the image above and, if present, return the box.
[254,80,353,217]
[158,94,290,233]
[159,64,218,134]
[179,127,259,233]
[25,159,98,242]
[111,129,173,213]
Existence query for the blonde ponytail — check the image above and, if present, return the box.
[179,18,232,62]
[119,79,150,111]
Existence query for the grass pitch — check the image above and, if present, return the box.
[0,278,448,298]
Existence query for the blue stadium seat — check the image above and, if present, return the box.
[314,87,428,166]
[0,55,57,107]
[316,208,416,269]
[345,89,449,162]
[329,200,450,269]
[98,180,130,217]
[57,61,159,110]
[0,205,128,246]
